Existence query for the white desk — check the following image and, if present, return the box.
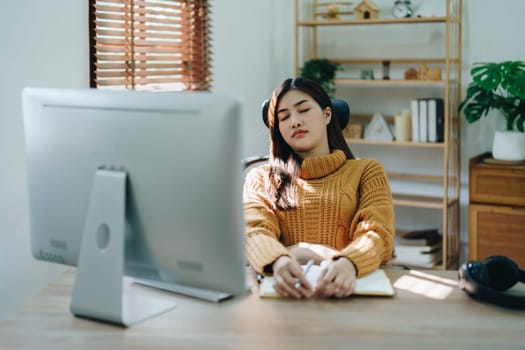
[0,267,524,349]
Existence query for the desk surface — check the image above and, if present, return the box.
[1,268,524,350]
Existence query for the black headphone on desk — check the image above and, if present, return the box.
[458,255,525,309]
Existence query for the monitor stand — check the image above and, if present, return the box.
[133,277,234,303]
[70,170,176,327]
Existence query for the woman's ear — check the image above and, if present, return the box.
[324,107,332,125]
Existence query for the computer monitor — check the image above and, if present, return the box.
[22,87,247,326]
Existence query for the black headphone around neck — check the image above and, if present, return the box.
[458,255,525,309]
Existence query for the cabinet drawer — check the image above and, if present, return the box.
[469,166,525,206]
[469,204,525,268]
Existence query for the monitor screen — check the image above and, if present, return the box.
[22,87,247,324]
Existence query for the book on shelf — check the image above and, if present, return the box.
[418,99,428,142]
[393,228,443,268]
[427,98,444,142]
[410,98,444,143]
[410,99,419,142]
[396,228,442,246]
[393,245,442,268]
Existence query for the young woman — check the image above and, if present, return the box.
[243,78,394,299]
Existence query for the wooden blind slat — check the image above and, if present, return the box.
[134,0,183,11]
[90,0,211,91]
[95,12,130,22]
[96,69,184,78]
[96,29,182,40]
[132,6,182,17]
[96,37,182,47]
[97,62,184,69]
[96,54,184,61]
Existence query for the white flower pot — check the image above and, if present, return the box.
[492,131,525,161]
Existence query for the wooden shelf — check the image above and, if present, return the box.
[392,194,458,209]
[387,172,444,183]
[331,58,456,65]
[335,79,458,86]
[295,0,462,270]
[298,17,448,27]
[346,138,445,148]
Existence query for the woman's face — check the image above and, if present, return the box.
[276,89,331,159]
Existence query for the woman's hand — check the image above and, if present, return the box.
[315,258,357,298]
[288,242,339,265]
[271,256,314,299]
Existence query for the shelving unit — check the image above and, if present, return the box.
[295,0,462,269]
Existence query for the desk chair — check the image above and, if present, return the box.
[242,98,351,169]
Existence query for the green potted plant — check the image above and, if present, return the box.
[299,59,341,98]
[459,60,525,160]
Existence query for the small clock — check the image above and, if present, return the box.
[392,0,413,18]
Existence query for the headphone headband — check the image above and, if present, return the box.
[459,255,525,309]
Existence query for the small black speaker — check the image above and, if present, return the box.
[458,255,525,309]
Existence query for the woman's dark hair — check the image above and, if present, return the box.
[265,77,355,210]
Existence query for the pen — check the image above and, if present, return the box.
[295,259,314,289]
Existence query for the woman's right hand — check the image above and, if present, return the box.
[288,242,339,265]
[272,256,314,299]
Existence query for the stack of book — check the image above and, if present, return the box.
[392,228,442,268]
[410,98,444,143]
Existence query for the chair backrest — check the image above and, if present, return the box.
[261,98,350,129]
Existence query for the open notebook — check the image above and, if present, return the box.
[259,267,395,298]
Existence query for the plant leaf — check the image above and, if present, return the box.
[299,59,341,98]
[514,99,525,132]
[458,85,496,124]
[503,67,525,100]
[471,62,504,92]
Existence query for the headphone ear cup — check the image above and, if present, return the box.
[483,255,521,291]
[466,260,491,287]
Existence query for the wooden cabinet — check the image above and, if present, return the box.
[294,0,462,269]
[469,153,525,267]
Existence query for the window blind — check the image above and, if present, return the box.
[89,0,211,91]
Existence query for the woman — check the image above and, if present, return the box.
[243,78,394,299]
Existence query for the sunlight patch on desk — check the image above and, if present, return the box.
[409,270,458,286]
[393,271,456,300]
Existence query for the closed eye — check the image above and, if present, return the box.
[299,108,310,113]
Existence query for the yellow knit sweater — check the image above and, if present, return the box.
[243,150,395,277]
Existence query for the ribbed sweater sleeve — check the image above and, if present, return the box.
[243,167,291,274]
[334,159,395,277]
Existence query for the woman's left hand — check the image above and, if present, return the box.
[315,258,357,298]
[288,242,338,265]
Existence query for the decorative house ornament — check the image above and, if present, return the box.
[354,0,379,19]
[404,67,418,80]
[314,1,355,20]
[364,113,394,141]
[418,64,442,81]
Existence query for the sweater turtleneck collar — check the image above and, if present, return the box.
[300,149,347,180]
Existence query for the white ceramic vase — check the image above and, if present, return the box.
[492,130,525,161]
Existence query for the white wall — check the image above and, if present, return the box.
[1,0,524,320]
[0,0,89,319]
